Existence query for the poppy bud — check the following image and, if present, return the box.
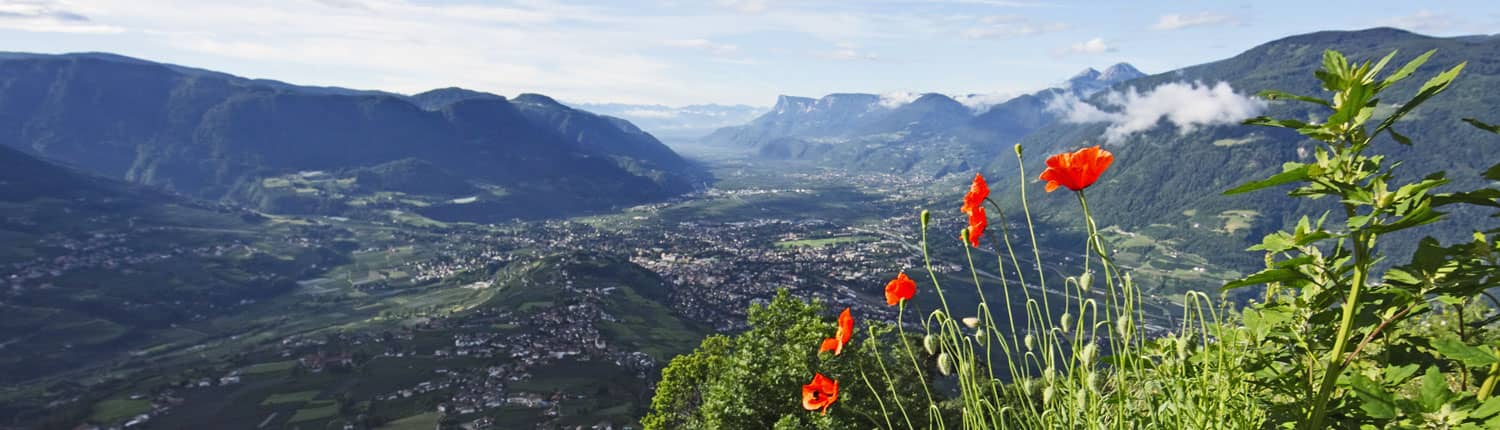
[1024,333,1035,351]
[938,352,954,376]
[1060,313,1072,333]
[962,317,980,328]
[1014,144,1023,157]
[1078,271,1092,293]
[1116,315,1130,338]
[923,334,938,355]
[920,210,930,229]
[1079,343,1097,367]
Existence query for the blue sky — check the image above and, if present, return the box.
[0,0,1496,106]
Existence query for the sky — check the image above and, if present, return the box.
[0,0,1496,106]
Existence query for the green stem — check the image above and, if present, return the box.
[856,362,896,430]
[1305,228,1371,430]
[1480,363,1499,401]
[870,324,916,429]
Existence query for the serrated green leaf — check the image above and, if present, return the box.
[1379,49,1435,91]
[1257,90,1330,107]
[1375,61,1466,138]
[1250,232,1295,252]
[1432,337,1499,367]
[1419,367,1452,412]
[1385,364,1421,383]
[1369,50,1398,78]
[1474,396,1500,419]
[1350,373,1397,419]
[1222,268,1306,291]
[1225,163,1313,195]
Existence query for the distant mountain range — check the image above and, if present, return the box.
[0,53,703,221]
[700,62,1145,176]
[571,102,768,142]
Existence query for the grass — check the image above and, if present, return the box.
[774,235,879,249]
[90,398,151,424]
[1211,135,1262,146]
[244,360,297,375]
[1217,209,1260,234]
[379,412,442,430]
[287,400,340,424]
[261,390,321,406]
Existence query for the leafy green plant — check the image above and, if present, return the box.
[1226,49,1500,429]
[649,48,1499,430]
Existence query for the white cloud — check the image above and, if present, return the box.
[952,91,1020,114]
[0,0,122,33]
[820,42,878,61]
[1046,81,1266,143]
[1381,10,1459,33]
[717,0,769,14]
[664,38,739,55]
[961,14,1068,39]
[1150,12,1231,31]
[1058,37,1113,55]
[879,91,921,108]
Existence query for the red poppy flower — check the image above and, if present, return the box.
[962,173,989,215]
[819,307,855,355]
[965,205,987,248]
[1039,145,1114,192]
[885,272,916,306]
[802,373,839,414]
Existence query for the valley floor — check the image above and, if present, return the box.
[1,150,1240,429]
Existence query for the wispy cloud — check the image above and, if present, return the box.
[664,38,740,55]
[961,14,1068,39]
[819,42,879,61]
[1380,10,1460,33]
[0,0,122,33]
[1150,12,1231,30]
[1057,37,1113,55]
[716,0,769,14]
[1046,81,1266,142]
[952,91,1021,113]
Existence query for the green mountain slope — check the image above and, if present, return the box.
[0,53,698,220]
[0,146,345,383]
[992,28,1500,270]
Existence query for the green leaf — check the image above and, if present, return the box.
[1434,189,1500,209]
[1419,367,1453,412]
[1224,163,1314,195]
[1370,200,1444,234]
[1385,364,1421,384]
[1242,116,1310,129]
[1432,337,1499,367]
[1368,50,1399,78]
[1474,396,1500,419]
[1464,118,1500,134]
[1222,268,1305,291]
[1350,373,1397,419]
[1388,127,1413,145]
[1257,90,1330,107]
[1249,232,1295,252]
[1375,61,1467,138]
[1485,162,1500,181]
[1378,49,1435,91]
